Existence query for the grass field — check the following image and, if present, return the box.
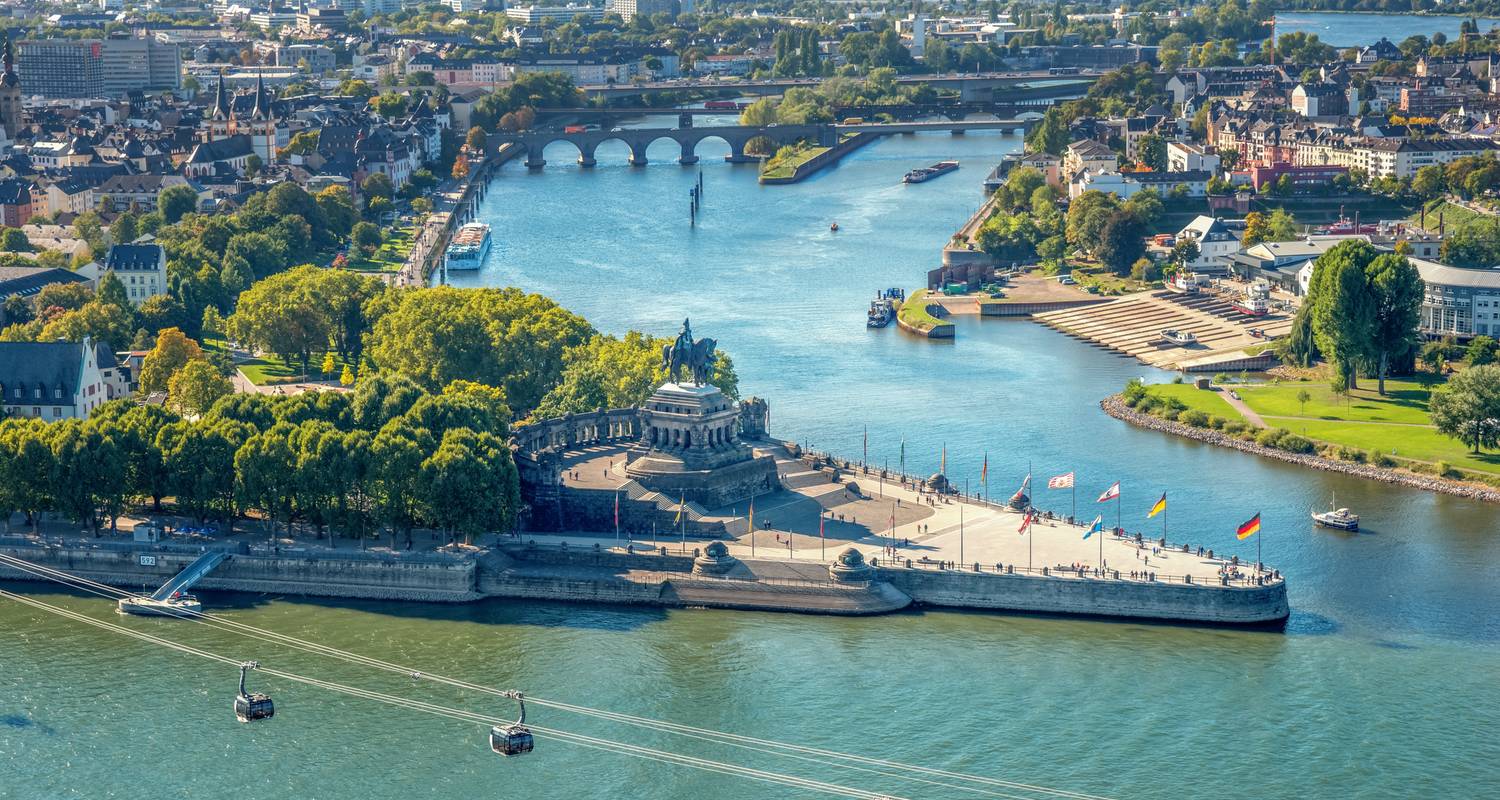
[238,353,353,386]
[1140,376,1500,477]
[1409,199,1491,236]
[345,228,414,272]
[759,143,830,181]
[896,289,945,332]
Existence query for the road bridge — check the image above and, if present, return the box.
[491,123,833,168]
[534,98,1056,123]
[579,73,1097,102]
[491,119,1033,169]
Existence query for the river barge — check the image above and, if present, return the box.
[904,161,959,184]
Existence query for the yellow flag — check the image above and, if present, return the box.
[1148,493,1166,519]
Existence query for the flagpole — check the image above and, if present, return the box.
[1027,460,1033,572]
[863,424,867,470]
[1071,480,1076,521]
[960,478,966,567]
[820,511,825,561]
[614,491,620,550]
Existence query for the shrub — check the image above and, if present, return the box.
[1171,374,1184,384]
[1333,446,1366,463]
[1122,378,1148,405]
[1372,451,1396,468]
[1179,409,1209,427]
[1436,460,1460,478]
[1160,407,1181,421]
[1222,421,1247,435]
[1255,428,1287,448]
[1207,415,1226,429]
[1212,372,1230,384]
[1277,434,1315,454]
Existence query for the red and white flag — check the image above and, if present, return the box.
[819,513,825,539]
[1047,472,1074,489]
[1097,482,1120,503]
[1018,511,1034,535]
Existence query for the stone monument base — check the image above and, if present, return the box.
[626,381,781,509]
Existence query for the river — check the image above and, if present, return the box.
[3,126,1498,799]
[1276,11,1500,47]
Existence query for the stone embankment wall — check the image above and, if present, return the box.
[758,133,878,185]
[1102,395,1500,503]
[0,543,480,602]
[882,566,1290,625]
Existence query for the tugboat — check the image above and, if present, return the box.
[1160,329,1197,346]
[904,161,960,184]
[867,296,893,328]
[1312,496,1359,531]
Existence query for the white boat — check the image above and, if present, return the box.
[445,222,492,271]
[1161,329,1197,346]
[1167,272,1202,294]
[1231,282,1271,316]
[1312,496,1359,531]
[118,593,202,617]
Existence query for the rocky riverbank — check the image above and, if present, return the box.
[1101,395,1500,503]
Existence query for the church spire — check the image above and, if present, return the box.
[212,69,229,120]
[251,71,268,120]
[1,30,19,89]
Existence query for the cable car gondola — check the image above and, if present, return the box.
[490,691,534,756]
[234,661,275,723]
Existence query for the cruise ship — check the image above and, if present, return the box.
[445,222,492,271]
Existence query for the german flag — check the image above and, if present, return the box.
[1237,513,1261,540]
[1147,493,1166,519]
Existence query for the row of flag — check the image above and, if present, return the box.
[1007,474,1260,542]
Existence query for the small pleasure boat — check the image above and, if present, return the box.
[1312,496,1359,531]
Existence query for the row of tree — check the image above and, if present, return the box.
[0,376,518,545]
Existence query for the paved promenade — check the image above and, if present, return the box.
[550,443,1270,586]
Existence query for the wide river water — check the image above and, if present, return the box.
[3,123,1498,798]
[1276,11,1500,47]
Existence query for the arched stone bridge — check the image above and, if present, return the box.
[491,123,833,168]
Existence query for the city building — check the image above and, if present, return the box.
[1290,83,1349,117]
[277,44,335,75]
[0,338,118,420]
[1174,215,1242,274]
[0,36,20,143]
[79,244,170,306]
[1062,138,1116,180]
[0,266,89,321]
[1166,141,1220,174]
[18,36,180,98]
[605,0,679,23]
[1408,258,1500,339]
[505,4,607,24]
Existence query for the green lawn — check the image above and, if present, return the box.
[1143,383,1240,416]
[345,227,415,273]
[1235,378,1438,425]
[1409,199,1489,236]
[896,289,944,332]
[760,144,830,181]
[1140,377,1500,478]
[238,356,303,386]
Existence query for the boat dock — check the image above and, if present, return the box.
[1033,287,1294,371]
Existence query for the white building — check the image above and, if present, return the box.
[78,243,169,306]
[1174,215,1241,274]
[504,4,606,23]
[1167,141,1220,174]
[0,338,118,420]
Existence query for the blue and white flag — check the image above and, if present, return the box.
[1083,515,1104,540]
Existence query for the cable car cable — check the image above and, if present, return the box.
[0,555,1112,800]
[0,587,909,800]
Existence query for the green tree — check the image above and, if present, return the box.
[1429,364,1500,453]
[1025,107,1070,155]
[138,327,206,395]
[1308,241,1378,391]
[167,359,234,416]
[1097,211,1147,276]
[1468,335,1499,365]
[235,423,300,538]
[1365,252,1424,395]
[1,227,31,252]
[228,268,333,377]
[158,184,201,224]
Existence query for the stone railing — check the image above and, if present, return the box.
[511,407,643,458]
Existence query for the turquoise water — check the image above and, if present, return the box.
[1276,11,1500,47]
[4,126,1499,798]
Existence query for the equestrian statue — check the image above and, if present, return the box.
[661,318,718,386]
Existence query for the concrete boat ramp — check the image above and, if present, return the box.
[1033,289,1294,371]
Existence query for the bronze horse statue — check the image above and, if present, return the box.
[661,336,717,386]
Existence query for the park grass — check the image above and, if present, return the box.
[1409,199,1490,236]
[1143,383,1241,417]
[1235,378,1438,425]
[1141,376,1500,477]
[759,143,830,181]
[896,289,944,332]
[345,227,415,273]
[237,356,303,386]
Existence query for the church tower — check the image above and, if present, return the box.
[0,33,24,143]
